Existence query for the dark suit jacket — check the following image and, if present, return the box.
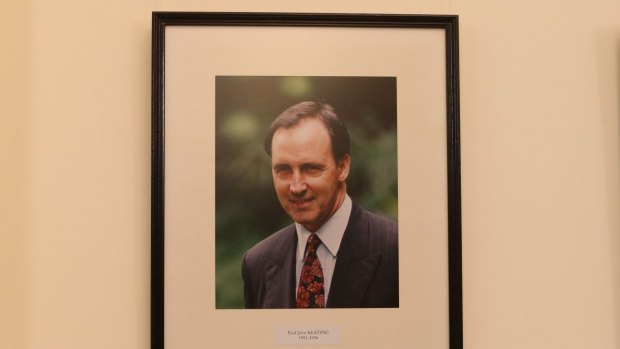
[242,203,398,308]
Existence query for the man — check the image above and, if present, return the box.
[242,101,398,308]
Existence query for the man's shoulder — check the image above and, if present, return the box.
[351,204,398,256]
[355,204,398,236]
[243,224,296,262]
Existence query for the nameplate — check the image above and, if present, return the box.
[275,326,341,345]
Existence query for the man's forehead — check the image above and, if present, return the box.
[271,124,335,162]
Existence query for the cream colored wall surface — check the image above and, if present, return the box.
[1,1,31,349]
[1,1,619,349]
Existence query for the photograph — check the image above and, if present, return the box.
[214,76,399,309]
[152,12,461,349]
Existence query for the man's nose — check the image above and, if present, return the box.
[289,172,307,194]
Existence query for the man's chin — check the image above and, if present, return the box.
[289,213,318,228]
[291,215,315,225]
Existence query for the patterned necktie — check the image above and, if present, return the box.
[296,233,325,308]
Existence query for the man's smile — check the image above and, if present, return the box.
[289,197,315,209]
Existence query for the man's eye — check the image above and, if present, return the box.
[304,166,321,175]
[274,167,292,176]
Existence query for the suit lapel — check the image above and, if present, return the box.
[327,204,382,308]
[263,226,297,308]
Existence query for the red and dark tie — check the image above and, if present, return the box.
[296,233,325,308]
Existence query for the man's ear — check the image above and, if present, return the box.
[337,154,350,181]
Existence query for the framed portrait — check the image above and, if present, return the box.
[152,12,462,349]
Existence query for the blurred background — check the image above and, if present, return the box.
[215,76,398,308]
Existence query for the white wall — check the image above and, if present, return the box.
[1,1,618,348]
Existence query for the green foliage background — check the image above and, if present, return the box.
[215,76,398,308]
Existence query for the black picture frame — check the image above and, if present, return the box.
[152,11,461,349]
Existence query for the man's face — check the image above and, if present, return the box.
[271,117,350,232]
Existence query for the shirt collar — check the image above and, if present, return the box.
[296,194,352,258]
